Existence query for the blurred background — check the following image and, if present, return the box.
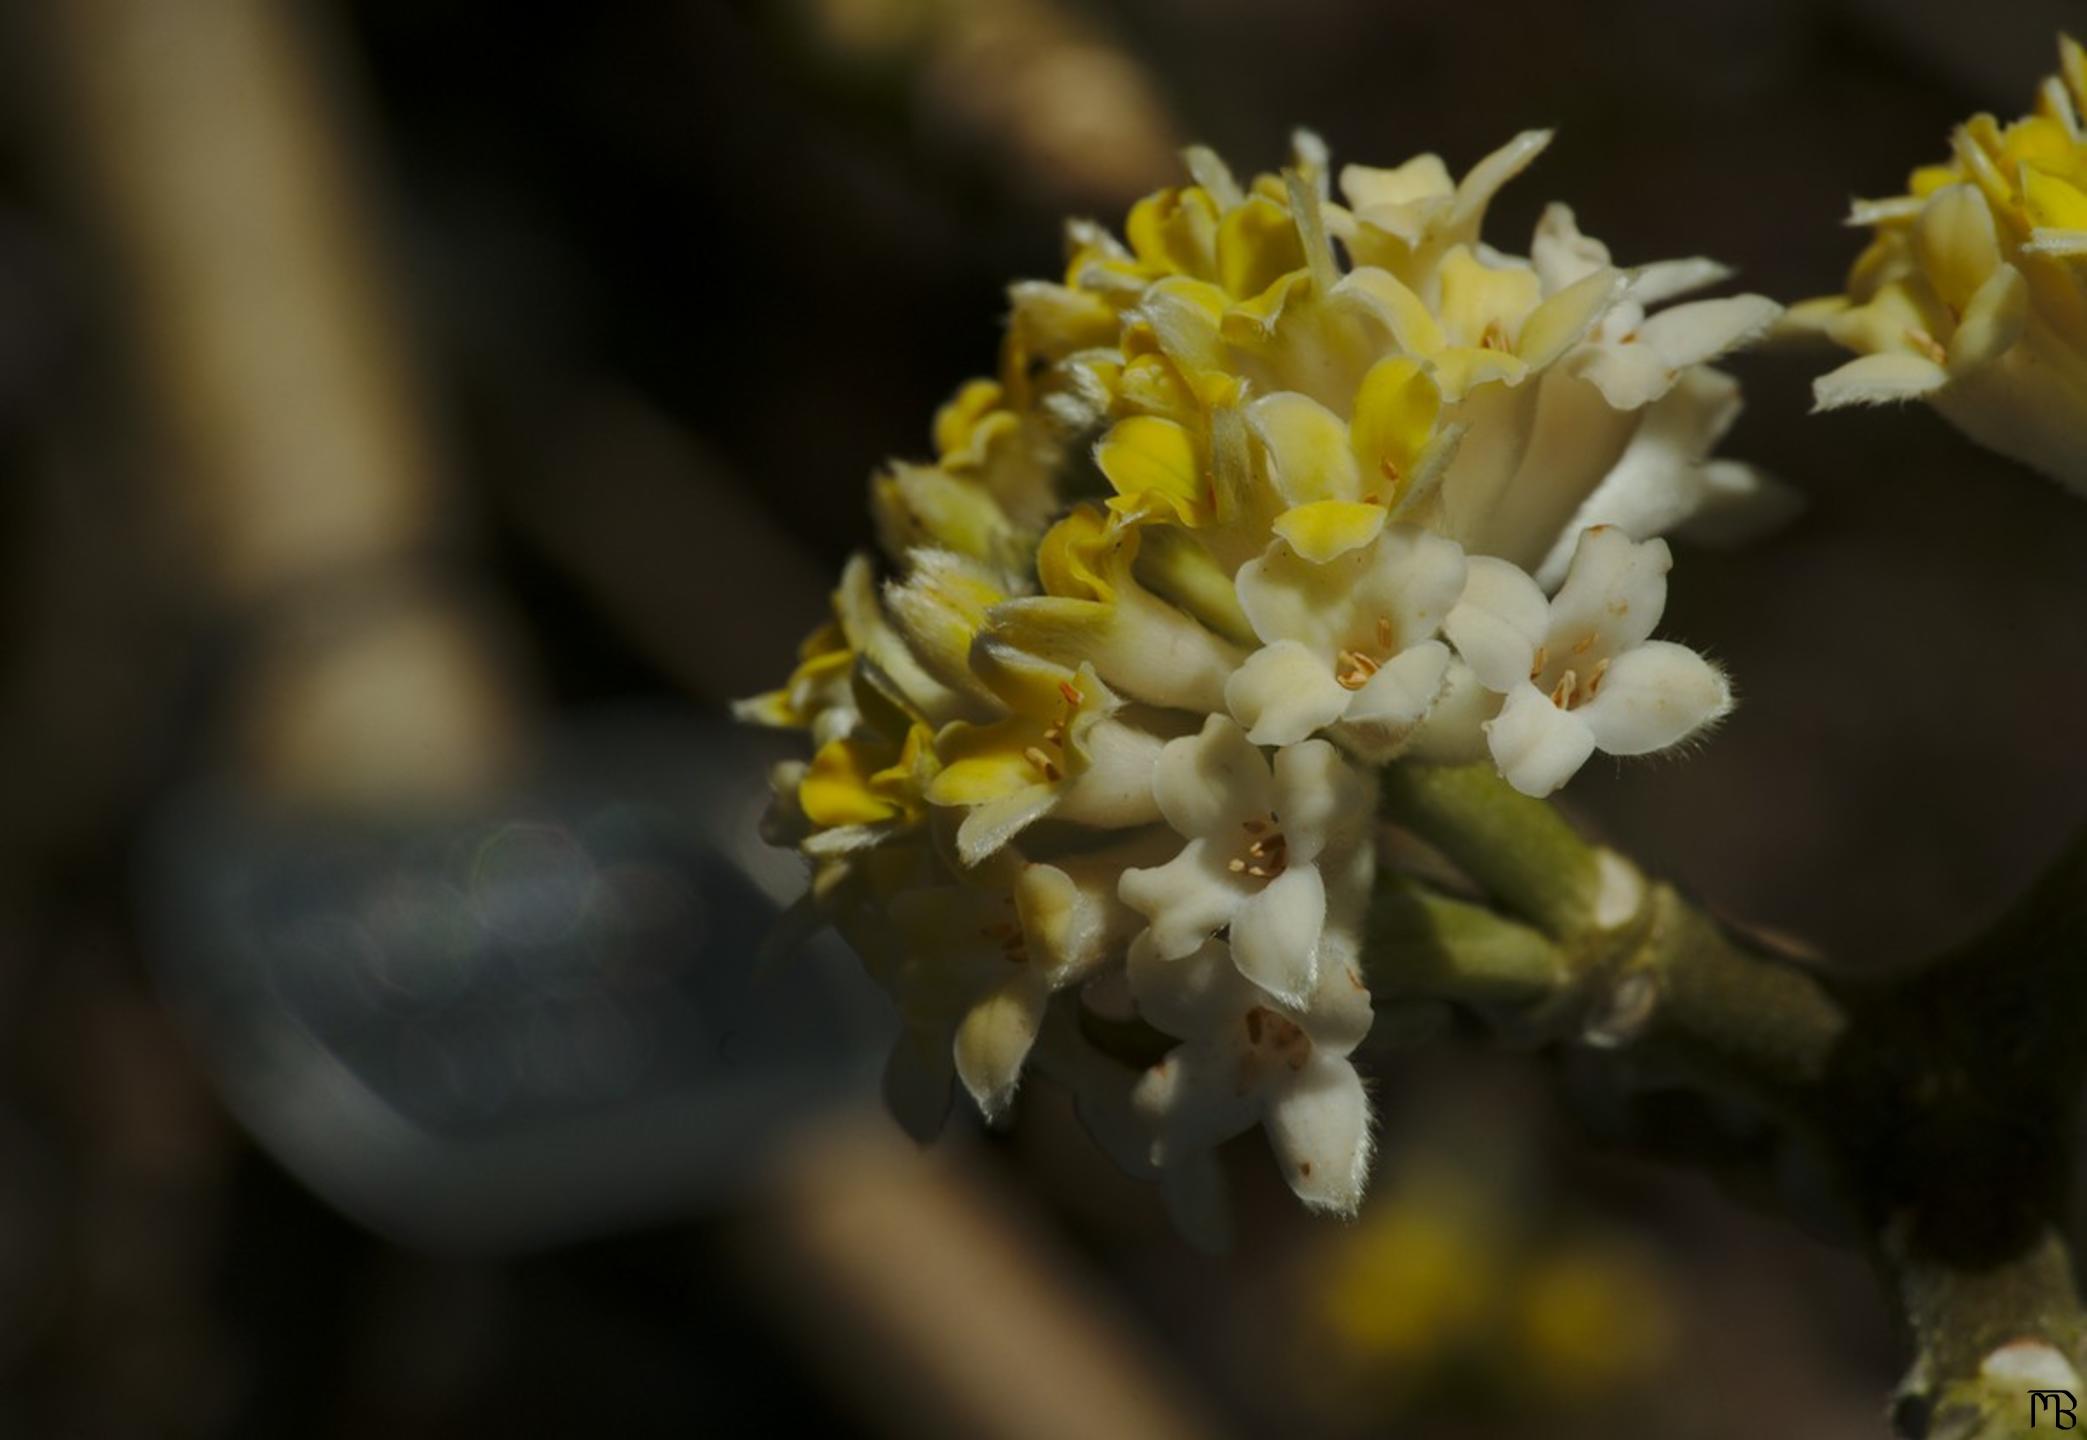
[3,0,2086,1435]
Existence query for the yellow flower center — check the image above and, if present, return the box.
[1336,616,1398,691]
[1532,641,1611,710]
[1227,813,1289,880]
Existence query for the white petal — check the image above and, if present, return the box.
[1119,840,1246,960]
[1270,738,1361,863]
[1402,657,1500,765]
[1015,835,1168,985]
[1152,714,1273,839]
[1570,295,1779,411]
[1530,202,1610,292]
[1529,366,1743,587]
[1576,640,1732,756]
[1638,294,1782,369]
[953,976,1048,1124]
[1450,129,1551,237]
[1132,1044,1260,1164]
[1811,352,1949,410]
[1628,256,1735,307]
[1338,640,1451,761]
[1670,460,1806,549]
[954,785,1059,867]
[1349,525,1468,646]
[1546,526,1667,660]
[1297,924,1376,1057]
[1485,683,1597,797]
[1230,865,1327,1006]
[1054,718,1166,830]
[1443,555,1548,691]
[1476,370,1640,569]
[1265,1053,1373,1215]
[1126,932,1257,1040]
[1226,640,1353,746]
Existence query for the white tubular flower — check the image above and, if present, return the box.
[926,645,1164,865]
[1227,524,1466,760]
[1128,930,1375,1215]
[1532,203,1782,414]
[744,121,1773,1232]
[1445,527,1731,797]
[1119,715,1371,1005]
[882,832,1164,1129]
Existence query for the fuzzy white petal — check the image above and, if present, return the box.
[1402,657,1500,764]
[1266,1054,1373,1214]
[1230,865,1327,1006]
[1226,640,1353,746]
[954,785,1059,867]
[1270,738,1359,863]
[953,976,1048,1124]
[1444,556,1549,691]
[1133,1046,1260,1164]
[1152,715,1273,839]
[1811,352,1949,410]
[1576,640,1732,755]
[1338,640,1451,760]
[1119,840,1245,960]
[1053,719,1166,830]
[1127,933,1256,1040]
[1486,683,1597,797]
[1546,527,1668,659]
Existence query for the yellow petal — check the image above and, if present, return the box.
[1339,153,1454,212]
[927,731,1046,807]
[1335,267,1445,356]
[1216,194,1307,300]
[1438,245,1542,351]
[1094,415,1208,523]
[1035,504,1122,603]
[871,463,1022,574]
[1429,346,1529,401]
[1132,525,1259,647]
[932,379,1005,460]
[1249,391,1361,505]
[1272,499,1389,563]
[1914,185,2002,310]
[1515,267,1625,369]
[1350,356,1441,503]
[1125,186,1220,278]
[2021,164,2087,233]
[802,737,904,827]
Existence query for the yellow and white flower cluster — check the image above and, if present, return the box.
[1802,35,2087,494]
[742,129,1775,1223]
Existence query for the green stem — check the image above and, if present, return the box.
[1374,764,2087,1436]
[1378,763,1606,940]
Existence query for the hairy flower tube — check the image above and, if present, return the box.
[1800,34,2087,494]
[740,127,1778,1225]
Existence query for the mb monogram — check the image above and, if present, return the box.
[2032,1389,2079,1429]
